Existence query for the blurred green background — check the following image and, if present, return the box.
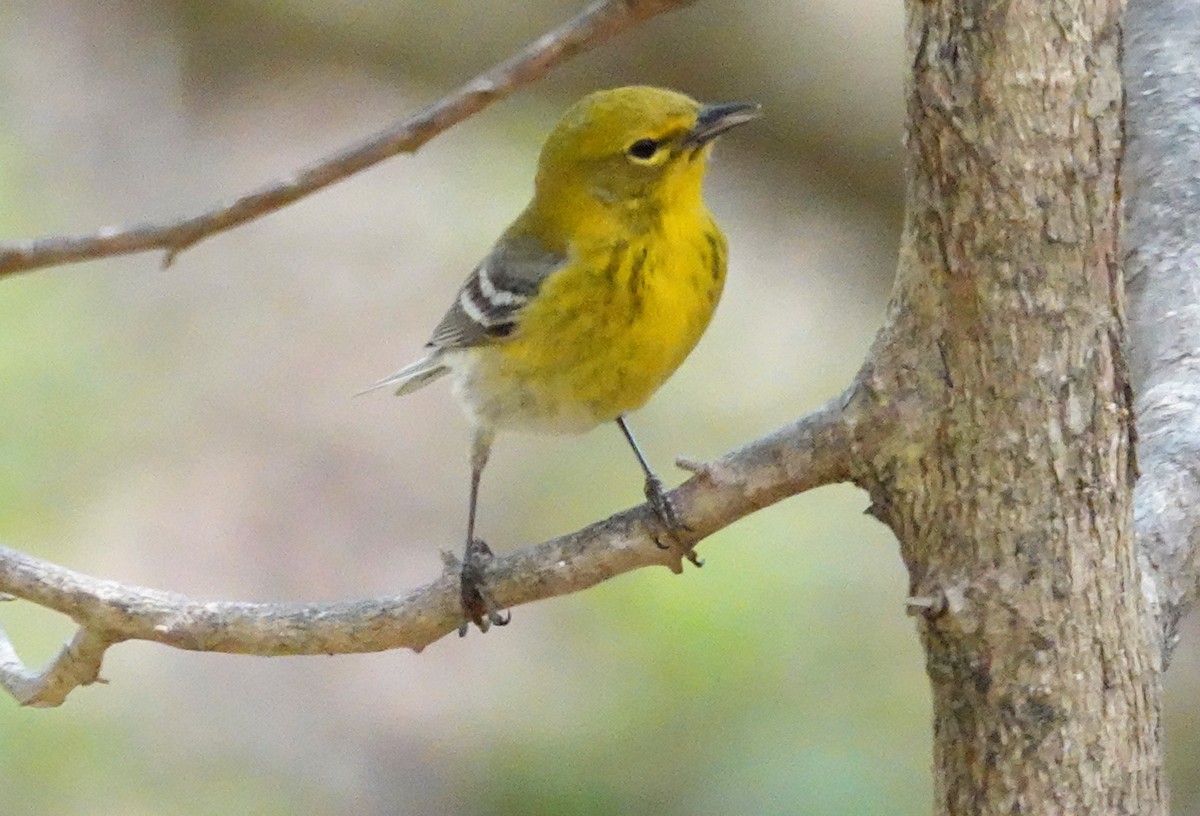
[2,1,1197,814]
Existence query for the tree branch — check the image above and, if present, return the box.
[1125,0,1200,657]
[0,0,695,278]
[0,390,881,707]
[0,624,111,708]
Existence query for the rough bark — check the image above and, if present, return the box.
[847,1,1167,813]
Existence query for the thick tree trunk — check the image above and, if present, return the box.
[849,1,1167,812]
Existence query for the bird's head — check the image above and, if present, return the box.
[530,86,759,238]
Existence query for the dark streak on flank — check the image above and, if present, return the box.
[697,233,713,279]
[705,230,725,282]
[704,229,725,303]
[627,245,648,317]
[602,242,625,288]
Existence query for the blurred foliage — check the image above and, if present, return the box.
[466,487,929,816]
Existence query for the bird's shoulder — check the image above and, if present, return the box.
[427,232,567,350]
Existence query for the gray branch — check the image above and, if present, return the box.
[0,0,695,278]
[1125,0,1200,655]
[0,393,880,706]
[0,625,111,708]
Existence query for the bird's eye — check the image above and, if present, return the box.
[627,138,661,161]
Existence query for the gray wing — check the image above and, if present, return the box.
[428,233,566,349]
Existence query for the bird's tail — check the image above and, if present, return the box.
[356,352,450,397]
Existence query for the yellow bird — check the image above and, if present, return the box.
[365,86,759,630]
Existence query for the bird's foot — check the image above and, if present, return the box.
[644,474,703,568]
[458,538,511,636]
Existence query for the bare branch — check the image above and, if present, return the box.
[0,391,881,707]
[0,624,112,708]
[1125,0,1200,655]
[0,0,695,278]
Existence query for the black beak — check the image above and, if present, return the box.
[684,101,762,148]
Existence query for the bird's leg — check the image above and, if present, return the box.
[615,416,702,567]
[459,428,510,635]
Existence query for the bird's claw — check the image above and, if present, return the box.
[645,474,685,530]
[643,475,703,568]
[458,538,511,636]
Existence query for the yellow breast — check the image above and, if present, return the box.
[461,214,727,433]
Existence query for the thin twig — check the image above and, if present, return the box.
[0,393,878,707]
[0,0,695,278]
